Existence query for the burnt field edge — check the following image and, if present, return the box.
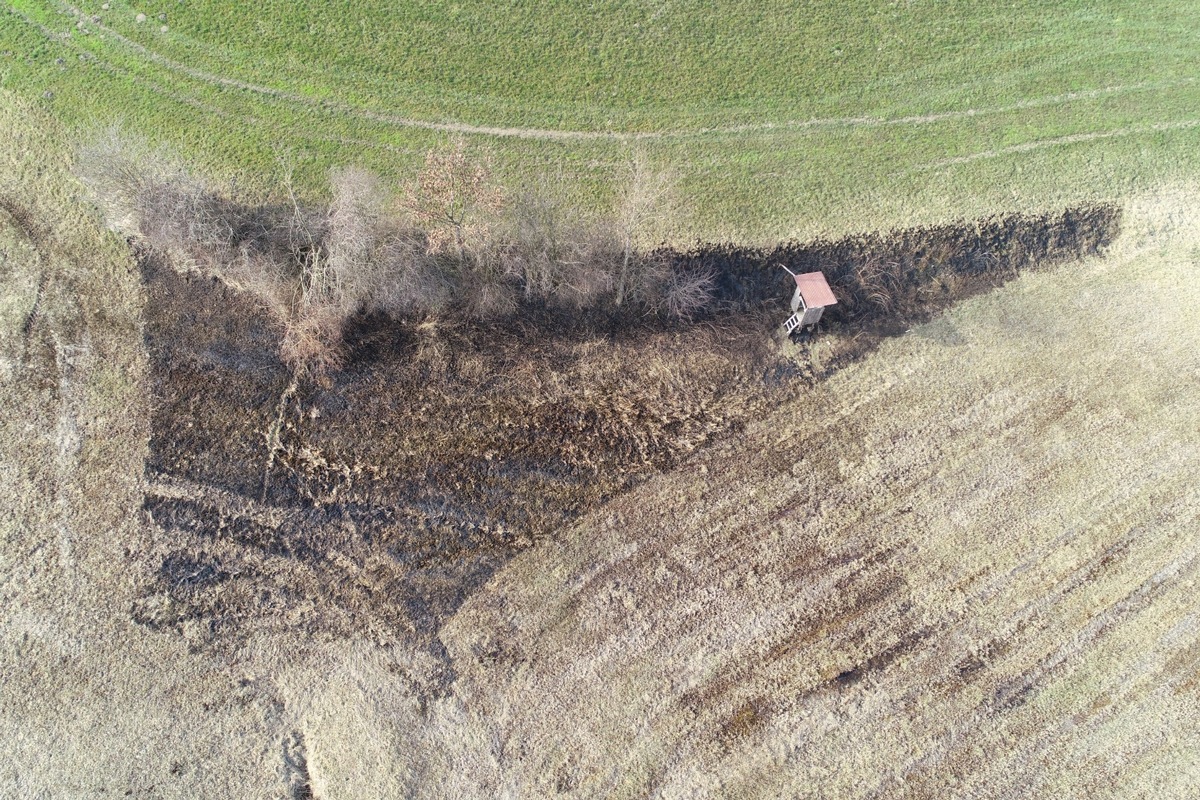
[676,204,1120,324]
[339,203,1120,365]
[135,202,1121,653]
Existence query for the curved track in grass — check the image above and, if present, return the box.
[7,1,1200,238]
[35,5,1200,144]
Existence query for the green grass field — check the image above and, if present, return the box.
[5,0,1200,240]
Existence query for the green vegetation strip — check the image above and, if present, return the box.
[3,0,1200,240]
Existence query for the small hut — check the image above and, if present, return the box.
[780,267,838,335]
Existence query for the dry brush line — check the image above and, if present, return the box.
[76,132,714,377]
[76,132,720,502]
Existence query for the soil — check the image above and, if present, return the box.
[135,204,1120,653]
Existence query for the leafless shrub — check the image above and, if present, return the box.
[615,248,667,310]
[967,249,1002,275]
[279,299,347,376]
[923,238,959,272]
[76,131,350,374]
[227,235,351,377]
[507,185,566,299]
[504,185,622,309]
[549,253,617,309]
[74,127,171,236]
[222,248,291,315]
[855,257,903,312]
[614,150,677,306]
[460,266,518,319]
[75,128,267,277]
[369,232,451,316]
[660,268,716,320]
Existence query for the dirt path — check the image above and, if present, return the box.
[40,4,1198,143]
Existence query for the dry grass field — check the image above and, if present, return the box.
[2,80,1199,800]
[0,89,289,798]
[409,188,1200,797]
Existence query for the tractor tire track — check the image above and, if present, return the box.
[913,118,1200,172]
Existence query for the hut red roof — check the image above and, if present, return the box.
[795,272,838,307]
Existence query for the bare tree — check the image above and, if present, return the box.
[401,137,504,262]
[613,150,675,307]
[323,165,385,303]
[399,138,518,318]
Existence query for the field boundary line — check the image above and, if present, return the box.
[35,3,1199,143]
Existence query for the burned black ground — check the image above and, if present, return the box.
[136,204,1120,653]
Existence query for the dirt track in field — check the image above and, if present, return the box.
[914,118,1200,172]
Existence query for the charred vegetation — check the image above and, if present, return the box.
[132,199,1120,653]
[81,94,1121,655]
